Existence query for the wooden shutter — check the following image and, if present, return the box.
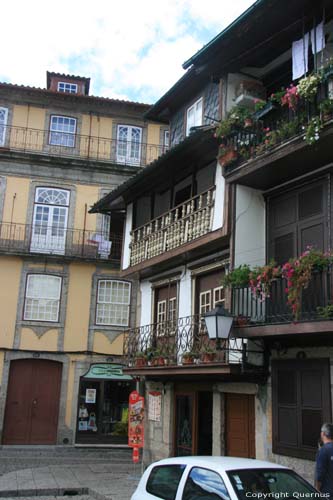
[272,359,331,460]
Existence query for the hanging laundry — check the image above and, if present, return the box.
[292,34,309,80]
[311,21,325,54]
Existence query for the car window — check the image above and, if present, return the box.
[182,466,231,500]
[146,464,186,500]
[227,468,317,500]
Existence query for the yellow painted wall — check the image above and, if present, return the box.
[2,176,29,224]
[64,263,95,351]
[0,257,22,348]
[147,123,162,163]
[74,185,99,231]
[20,328,58,351]
[93,332,124,355]
[10,105,46,151]
[80,115,113,160]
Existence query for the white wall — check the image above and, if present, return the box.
[212,162,225,231]
[138,265,193,327]
[122,202,133,270]
[234,185,265,267]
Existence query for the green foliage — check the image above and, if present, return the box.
[222,265,251,288]
[317,305,333,320]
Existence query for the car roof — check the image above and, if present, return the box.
[148,456,288,472]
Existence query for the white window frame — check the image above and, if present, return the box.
[199,290,211,316]
[0,107,8,147]
[163,129,170,152]
[213,286,225,307]
[57,82,78,94]
[96,280,131,326]
[116,125,142,165]
[186,97,203,136]
[23,274,62,322]
[49,115,77,148]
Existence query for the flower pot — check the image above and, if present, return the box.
[182,355,194,365]
[218,149,238,167]
[202,352,216,363]
[153,356,165,366]
[135,357,147,368]
[235,316,248,327]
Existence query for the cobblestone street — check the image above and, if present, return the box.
[0,446,141,500]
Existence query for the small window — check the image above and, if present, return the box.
[24,274,62,322]
[163,129,170,152]
[57,82,78,94]
[183,466,230,500]
[186,97,203,136]
[213,286,225,307]
[146,464,186,500]
[200,291,211,315]
[49,115,77,147]
[0,107,8,147]
[96,280,131,326]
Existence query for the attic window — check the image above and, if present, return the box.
[57,82,78,94]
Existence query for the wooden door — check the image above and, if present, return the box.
[225,393,255,458]
[3,359,62,445]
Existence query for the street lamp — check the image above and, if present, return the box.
[203,302,233,349]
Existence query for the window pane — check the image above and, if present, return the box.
[183,467,230,500]
[24,275,61,322]
[96,280,130,325]
[146,465,186,500]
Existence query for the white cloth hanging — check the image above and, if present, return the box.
[292,33,309,80]
[311,21,325,54]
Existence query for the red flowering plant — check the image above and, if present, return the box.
[249,262,281,302]
[281,84,299,111]
[281,247,332,319]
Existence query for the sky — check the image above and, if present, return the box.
[2,0,255,104]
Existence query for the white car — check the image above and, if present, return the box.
[131,456,318,500]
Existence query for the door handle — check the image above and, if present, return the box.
[32,399,37,406]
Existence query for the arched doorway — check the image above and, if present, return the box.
[2,359,62,444]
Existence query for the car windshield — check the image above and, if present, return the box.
[227,468,317,500]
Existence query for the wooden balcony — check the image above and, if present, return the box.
[0,222,122,262]
[130,188,215,266]
[0,124,166,167]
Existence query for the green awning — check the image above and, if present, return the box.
[83,364,132,381]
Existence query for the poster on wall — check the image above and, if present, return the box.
[148,391,162,422]
[78,420,88,431]
[85,388,96,403]
[128,390,144,448]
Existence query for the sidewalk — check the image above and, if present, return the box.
[0,447,141,500]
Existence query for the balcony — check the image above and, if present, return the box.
[0,125,167,167]
[130,188,215,266]
[219,80,333,189]
[231,268,333,336]
[0,222,122,261]
[123,315,265,379]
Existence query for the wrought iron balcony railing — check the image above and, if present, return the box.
[221,81,333,174]
[124,314,264,369]
[232,268,333,326]
[0,222,122,261]
[0,124,167,167]
[130,187,215,266]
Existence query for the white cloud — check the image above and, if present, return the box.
[2,0,255,102]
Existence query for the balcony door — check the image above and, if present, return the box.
[0,107,8,147]
[116,125,142,165]
[30,188,70,255]
[195,270,224,317]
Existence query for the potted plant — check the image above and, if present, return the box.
[217,145,238,167]
[297,73,321,102]
[182,351,196,365]
[152,349,165,366]
[234,315,249,327]
[319,99,333,121]
[134,352,147,368]
[200,345,217,363]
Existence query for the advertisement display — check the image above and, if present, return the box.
[128,390,144,449]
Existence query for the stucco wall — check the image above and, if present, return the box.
[234,185,265,267]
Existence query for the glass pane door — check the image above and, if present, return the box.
[31,205,68,254]
[175,394,194,456]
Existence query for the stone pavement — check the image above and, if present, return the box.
[0,446,142,500]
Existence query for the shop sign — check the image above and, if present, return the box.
[128,390,144,448]
[84,364,132,380]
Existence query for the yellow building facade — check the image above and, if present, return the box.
[0,72,167,445]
